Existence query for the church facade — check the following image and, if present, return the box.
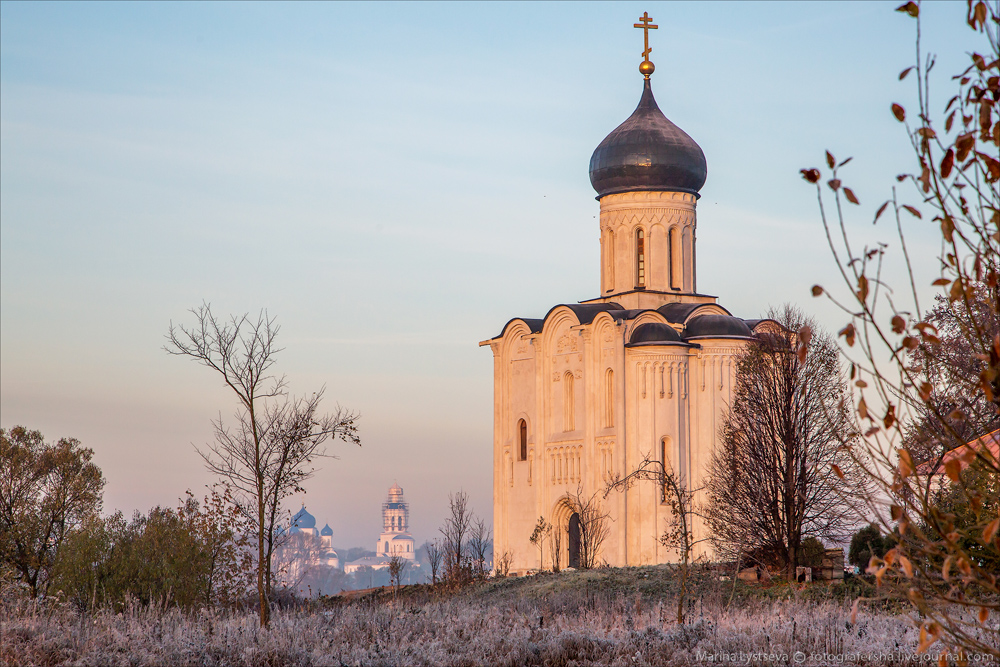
[481,22,779,574]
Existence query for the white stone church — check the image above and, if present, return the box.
[481,22,781,574]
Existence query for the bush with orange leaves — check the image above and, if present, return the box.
[801,0,999,661]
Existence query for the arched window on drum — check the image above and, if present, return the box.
[518,419,528,461]
[563,372,575,432]
[635,228,646,288]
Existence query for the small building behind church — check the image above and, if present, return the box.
[481,17,782,574]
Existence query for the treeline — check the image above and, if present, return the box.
[1,426,252,611]
[50,491,252,611]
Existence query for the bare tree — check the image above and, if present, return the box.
[468,516,492,578]
[166,304,360,627]
[528,516,551,572]
[493,549,512,578]
[0,427,104,598]
[567,487,611,570]
[549,521,561,573]
[423,539,443,585]
[606,455,706,623]
[800,1,999,657]
[272,528,325,597]
[387,555,407,596]
[439,491,472,582]
[705,308,868,581]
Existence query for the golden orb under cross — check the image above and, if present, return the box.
[633,11,658,79]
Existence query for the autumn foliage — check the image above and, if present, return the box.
[802,0,999,660]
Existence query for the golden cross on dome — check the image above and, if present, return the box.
[633,11,658,78]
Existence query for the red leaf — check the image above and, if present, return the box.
[945,110,956,133]
[956,133,975,162]
[940,149,955,179]
[971,1,987,30]
[895,1,918,17]
[979,153,1000,182]
[898,449,915,477]
[839,323,856,347]
[883,404,896,429]
[844,188,859,204]
[874,201,890,224]
[932,278,950,286]
[902,205,922,219]
[811,285,824,297]
[892,103,906,122]
[891,315,906,334]
[857,275,869,302]
[800,168,821,183]
[826,151,835,169]
[899,66,914,80]
[919,382,932,401]
[797,325,812,364]
[828,178,841,191]
[941,216,955,243]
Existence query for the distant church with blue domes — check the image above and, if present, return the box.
[288,505,340,569]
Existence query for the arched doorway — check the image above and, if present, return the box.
[568,513,581,568]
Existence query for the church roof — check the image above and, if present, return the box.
[321,523,333,536]
[657,302,731,324]
[292,506,316,529]
[542,302,625,325]
[589,79,707,199]
[493,304,623,340]
[489,300,763,346]
[496,317,545,339]
[682,314,752,339]
[628,322,689,347]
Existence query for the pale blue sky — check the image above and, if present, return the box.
[0,2,973,548]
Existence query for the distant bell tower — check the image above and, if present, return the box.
[376,482,415,560]
[382,482,409,533]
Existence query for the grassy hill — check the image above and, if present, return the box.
[4,566,954,666]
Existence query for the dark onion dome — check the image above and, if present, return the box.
[292,506,316,529]
[629,322,684,346]
[321,524,333,536]
[589,79,707,199]
[682,315,752,339]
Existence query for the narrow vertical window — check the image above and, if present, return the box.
[563,372,575,431]
[660,438,668,502]
[604,368,614,428]
[682,227,692,292]
[606,229,615,292]
[635,229,646,288]
[667,227,676,289]
[518,419,527,461]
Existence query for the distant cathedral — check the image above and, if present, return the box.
[284,506,339,576]
[481,13,781,573]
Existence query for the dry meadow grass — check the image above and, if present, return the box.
[3,568,996,666]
